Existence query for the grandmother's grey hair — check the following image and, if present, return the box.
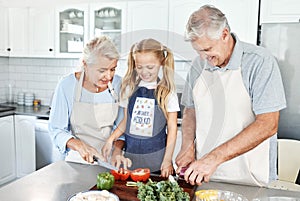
[185,5,231,41]
[81,36,120,67]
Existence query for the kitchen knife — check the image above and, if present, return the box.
[93,156,118,171]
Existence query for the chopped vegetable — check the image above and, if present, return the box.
[130,168,150,182]
[96,172,115,190]
[126,178,190,201]
[111,168,131,181]
[179,166,188,178]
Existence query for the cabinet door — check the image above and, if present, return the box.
[260,0,300,23]
[8,8,29,57]
[89,2,127,54]
[28,7,55,57]
[213,0,259,44]
[126,0,169,51]
[0,116,16,186]
[55,4,89,58]
[14,115,36,178]
[168,0,209,61]
[0,7,9,56]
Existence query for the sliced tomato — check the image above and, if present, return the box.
[111,168,131,181]
[130,168,150,182]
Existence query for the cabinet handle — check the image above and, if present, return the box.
[7,48,11,51]
[49,48,53,52]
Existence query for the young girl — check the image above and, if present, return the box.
[102,38,180,177]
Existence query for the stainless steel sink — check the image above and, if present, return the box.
[0,105,16,112]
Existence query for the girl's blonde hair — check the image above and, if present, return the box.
[121,38,175,118]
[81,36,120,67]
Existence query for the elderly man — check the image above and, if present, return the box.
[175,5,286,186]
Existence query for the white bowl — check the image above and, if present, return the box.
[67,190,119,201]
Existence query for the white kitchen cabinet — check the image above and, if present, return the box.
[55,4,89,58]
[126,0,169,52]
[7,7,56,58]
[168,0,259,61]
[260,0,300,23]
[28,7,55,57]
[14,115,36,178]
[8,8,29,57]
[0,7,9,56]
[0,115,16,186]
[168,0,209,61]
[213,0,259,44]
[89,2,127,54]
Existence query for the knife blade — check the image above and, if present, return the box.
[93,156,118,171]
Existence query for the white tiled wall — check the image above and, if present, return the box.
[0,57,190,106]
[0,57,9,103]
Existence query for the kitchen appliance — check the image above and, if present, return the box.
[35,117,64,169]
[260,23,300,141]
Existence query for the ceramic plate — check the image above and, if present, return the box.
[67,190,119,201]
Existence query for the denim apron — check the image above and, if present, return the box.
[124,86,167,172]
[193,67,269,186]
[65,71,119,164]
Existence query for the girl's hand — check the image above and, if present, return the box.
[111,154,132,170]
[160,160,174,178]
[101,141,113,160]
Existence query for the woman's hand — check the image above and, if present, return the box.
[160,160,174,178]
[102,141,113,160]
[67,138,105,163]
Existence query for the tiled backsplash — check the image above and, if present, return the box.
[0,57,190,106]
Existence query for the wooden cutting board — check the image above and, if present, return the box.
[90,175,196,201]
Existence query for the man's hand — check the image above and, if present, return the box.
[175,143,195,174]
[183,153,218,185]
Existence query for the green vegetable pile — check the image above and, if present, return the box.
[127,179,190,201]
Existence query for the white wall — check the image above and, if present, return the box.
[0,57,189,106]
[0,57,9,103]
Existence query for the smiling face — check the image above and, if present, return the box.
[134,52,161,83]
[85,55,118,89]
[191,28,232,67]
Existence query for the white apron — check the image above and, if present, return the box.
[193,67,270,187]
[65,72,119,164]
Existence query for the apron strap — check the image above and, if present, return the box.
[75,71,85,102]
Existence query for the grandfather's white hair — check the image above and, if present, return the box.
[185,5,231,41]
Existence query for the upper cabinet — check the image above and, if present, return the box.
[8,8,29,57]
[169,0,259,61]
[1,0,259,58]
[7,7,56,57]
[260,0,300,23]
[168,0,209,61]
[55,4,89,57]
[89,2,127,53]
[125,0,169,54]
[213,0,259,44]
[28,7,55,57]
[0,7,9,56]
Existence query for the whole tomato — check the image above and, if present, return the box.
[130,168,150,182]
[111,168,130,181]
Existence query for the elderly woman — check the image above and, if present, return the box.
[49,36,131,168]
